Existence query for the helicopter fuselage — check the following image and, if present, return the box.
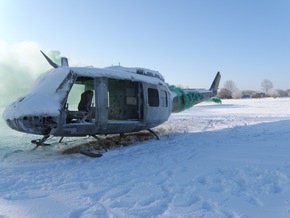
[3,66,172,137]
[3,50,221,143]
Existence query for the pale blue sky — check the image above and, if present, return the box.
[1,0,290,90]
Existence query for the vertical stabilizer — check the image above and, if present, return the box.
[209,71,221,94]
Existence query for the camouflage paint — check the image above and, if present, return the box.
[168,85,204,113]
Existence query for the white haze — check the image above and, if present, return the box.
[0,40,62,106]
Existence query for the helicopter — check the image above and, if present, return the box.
[2,51,221,153]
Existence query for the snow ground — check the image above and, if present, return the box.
[0,98,290,218]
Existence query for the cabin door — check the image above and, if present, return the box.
[107,79,143,121]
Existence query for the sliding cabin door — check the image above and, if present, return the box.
[143,84,171,124]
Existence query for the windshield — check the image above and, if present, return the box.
[29,68,71,95]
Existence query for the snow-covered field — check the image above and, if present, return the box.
[1,98,290,218]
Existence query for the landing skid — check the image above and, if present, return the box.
[90,135,108,151]
[31,135,51,150]
[32,130,160,156]
[148,129,160,140]
[59,137,64,143]
[79,130,159,158]
[78,135,108,158]
[79,148,103,158]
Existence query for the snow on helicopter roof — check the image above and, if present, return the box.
[70,65,166,86]
[105,66,165,81]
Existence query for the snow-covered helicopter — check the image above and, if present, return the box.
[3,51,221,149]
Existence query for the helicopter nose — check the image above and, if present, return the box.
[4,115,53,135]
[3,97,58,135]
[5,116,27,133]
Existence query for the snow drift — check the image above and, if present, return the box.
[0,98,290,217]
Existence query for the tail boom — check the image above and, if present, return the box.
[169,72,221,113]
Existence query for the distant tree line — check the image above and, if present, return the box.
[217,79,290,99]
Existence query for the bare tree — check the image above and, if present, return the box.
[223,80,241,99]
[268,89,288,98]
[261,79,273,93]
[242,90,257,98]
[224,80,236,92]
[217,88,232,99]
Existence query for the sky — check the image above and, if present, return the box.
[0,0,290,104]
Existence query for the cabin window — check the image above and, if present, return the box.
[126,97,137,105]
[126,87,137,106]
[148,88,159,107]
[160,90,168,107]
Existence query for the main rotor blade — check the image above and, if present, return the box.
[40,50,59,68]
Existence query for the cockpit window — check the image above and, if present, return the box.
[66,76,95,111]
